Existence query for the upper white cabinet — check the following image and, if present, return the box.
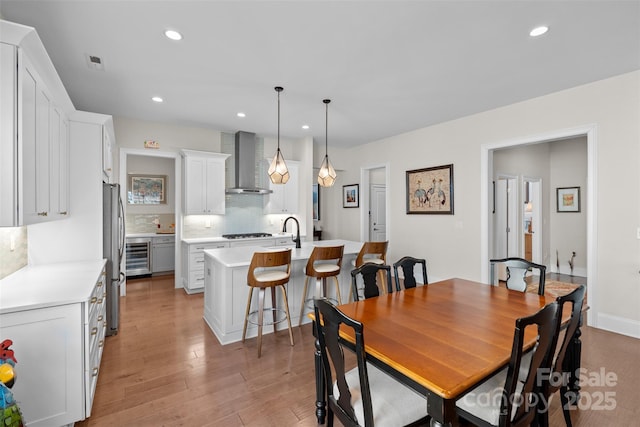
[0,22,74,226]
[181,150,230,215]
[102,127,113,183]
[264,160,299,214]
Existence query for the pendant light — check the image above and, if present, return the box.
[317,99,337,187]
[268,86,289,184]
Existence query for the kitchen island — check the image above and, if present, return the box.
[203,239,362,344]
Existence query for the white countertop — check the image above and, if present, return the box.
[127,232,175,238]
[0,259,107,314]
[181,233,301,245]
[204,239,363,268]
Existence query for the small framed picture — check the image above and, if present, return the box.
[556,187,580,212]
[343,184,359,208]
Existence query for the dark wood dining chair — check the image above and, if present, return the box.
[350,264,393,302]
[537,285,586,427]
[489,257,546,295]
[348,241,389,302]
[455,301,560,427]
[314,298,430,427]
[392,256,428,290]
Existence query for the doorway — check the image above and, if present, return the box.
[523,178,542,264]
[481,125,597,326]
[119,148,182,292]
[360,164,390,242]
[369,184,386,241]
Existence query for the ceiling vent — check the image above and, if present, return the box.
[85,54,105,71]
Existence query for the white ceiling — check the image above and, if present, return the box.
[1,1,639,148]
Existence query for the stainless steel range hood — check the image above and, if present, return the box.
[226,131,272,194]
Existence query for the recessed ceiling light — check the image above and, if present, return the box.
[530,26,549,37]
[302,125,310,130]
[237,112,246,118]
[152,96,163,103]
[164,29,183,41]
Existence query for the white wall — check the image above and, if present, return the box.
[327,71,640,336]
[549,137,588,275]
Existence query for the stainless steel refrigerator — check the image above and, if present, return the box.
[103,182,125,336]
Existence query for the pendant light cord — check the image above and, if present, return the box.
[276,86,283,151]
[324,99,330,157]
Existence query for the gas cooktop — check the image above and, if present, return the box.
[221,232,273,239]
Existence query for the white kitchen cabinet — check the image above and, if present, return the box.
[102,128,113,182]
[49,106,70,218]
[0,23,74,226]
[264,160,299,214]
[0,261,107,426]
[181,240,229,293]
[182,150,230,215]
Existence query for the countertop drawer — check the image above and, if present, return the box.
[189,242,229,252]
[153,235,175,244]
[190,252,206,269]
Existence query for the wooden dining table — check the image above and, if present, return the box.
[312,277,576,427]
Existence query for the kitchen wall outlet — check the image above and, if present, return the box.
[205,219,211,228]
[637,227,640,240]
[10,235,16,251]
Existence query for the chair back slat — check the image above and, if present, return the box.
[393,256,428,290]
[489,257,546,295]
[501,302,560,427]
[314,298,372,426]
[351,263,392,301]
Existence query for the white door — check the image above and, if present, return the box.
[494,177,518,280]
[369,184,386,241]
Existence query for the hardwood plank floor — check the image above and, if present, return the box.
[77,274,639,426]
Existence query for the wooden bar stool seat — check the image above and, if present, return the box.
[242,249,294,357]
[299,245,344,326]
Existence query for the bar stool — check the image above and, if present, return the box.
[299,245,344,326]
[242,249,294,357]
[349,241,388,301]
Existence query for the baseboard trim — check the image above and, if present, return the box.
[596,313,640,339]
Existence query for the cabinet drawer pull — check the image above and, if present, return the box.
[91,297,98,304]
[92,367,99,377]
[59,211,68,215]
[196,259,204,263]
[96,280,103,287]
[91,327,98,336]
[37,211,48,216]
[97,298,103,304]
[98,340,104,348]
[97,315,104,322]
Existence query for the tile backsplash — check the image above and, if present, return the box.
[0,227,28,279]
[126,213,176,234]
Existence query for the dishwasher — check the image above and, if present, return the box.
[125,237,152,276]
[151,235,175,273]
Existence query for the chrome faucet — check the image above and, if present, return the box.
[283,216,301,248]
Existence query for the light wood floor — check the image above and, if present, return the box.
[77,274,639,426]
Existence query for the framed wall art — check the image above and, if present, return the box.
[312,184,320,220]
[128,174,166,205]
[343,184,359,208]
[556,186,580,212]
[406,164,454,214]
